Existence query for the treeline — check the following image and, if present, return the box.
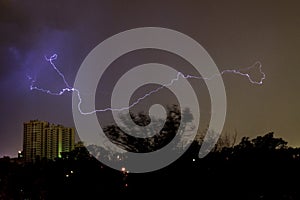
[0,132,300,199]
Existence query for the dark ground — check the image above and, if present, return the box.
[1,133,299,200]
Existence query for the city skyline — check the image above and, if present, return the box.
[23,119,75,162]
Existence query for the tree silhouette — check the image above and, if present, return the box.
[233,132,287,152]
[252,132,287,150]
[102,104,194,153]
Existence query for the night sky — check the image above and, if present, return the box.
[1,0,300,157]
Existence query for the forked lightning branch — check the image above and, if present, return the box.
[27,53,265,114]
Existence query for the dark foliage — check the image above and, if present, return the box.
[0,132,299,199]
[1,108,299,199]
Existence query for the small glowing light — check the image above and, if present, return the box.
[18,151,22,154]
[66,174,69,177]
[126,170,129,173]
[117,155,120,159]
[192,158,196,162]
[125,184,128,187]
[70,170,73,174]
[121,167,126,172]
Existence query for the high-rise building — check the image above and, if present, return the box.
[23,120,75,162]
[23,120,49,162]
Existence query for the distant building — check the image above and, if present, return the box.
[74,141,85,149]
[23,120,75,162]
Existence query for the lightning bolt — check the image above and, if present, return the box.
[28,54,265,114]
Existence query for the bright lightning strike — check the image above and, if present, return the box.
[28,54,75,96]
[28,54,266,115]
